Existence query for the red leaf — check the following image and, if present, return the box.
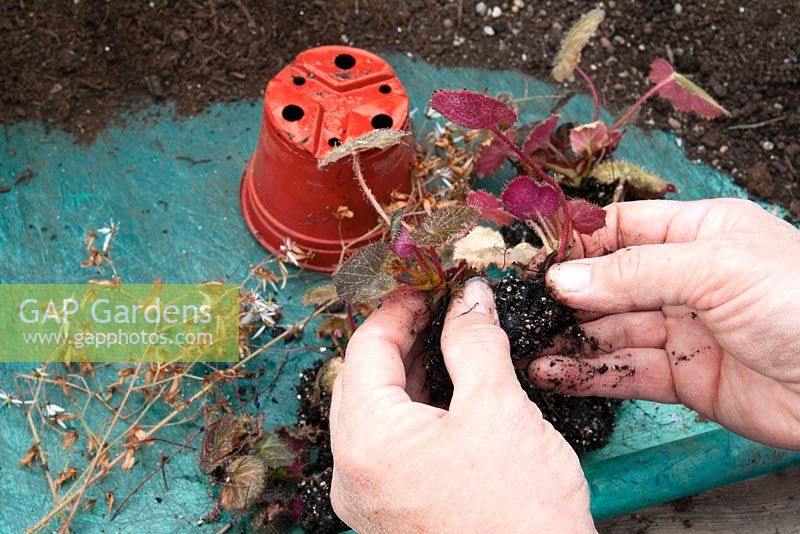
[648,59,730,120]
[429,89,517,130]
[468,190,515,226]
[569,121,622,155]
[569,199,606,234]
[501,176,560,220]
[476,133,515,177]
[391,227,416,259]
[523,115,559,154]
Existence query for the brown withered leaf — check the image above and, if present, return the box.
[220,455,268,511]
[62,430,79,451]
[55,466,78,490]
[19,443,41,468]
[200,413,264,474]
[317,129,409,168]
[301,284,340,307]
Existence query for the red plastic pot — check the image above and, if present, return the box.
[240,45,415,272]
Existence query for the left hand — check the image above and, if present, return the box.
[329,279,595,533]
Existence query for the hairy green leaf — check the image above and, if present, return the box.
[410,206,480,247]
[256,434,296,470]
[334,243,398,303]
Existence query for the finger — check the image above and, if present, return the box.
[528,349,679,403]
[569,199,731,260]
[547,241,713,313]
[580,311,667,352]
[440,277,517,402]
[338,289,430,409]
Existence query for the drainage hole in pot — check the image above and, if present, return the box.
[282,105,304,122]
[292,76,306,86]
[379,84,392,94]
[334,54,356,70]
[328,137,341,147]
[371,114,393,129]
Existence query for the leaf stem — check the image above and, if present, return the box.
[427,246,446,282]
[610,76,673,131]
[491,127,572,260]
[352,153,391,227]
[575,67,600,122]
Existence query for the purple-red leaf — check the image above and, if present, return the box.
[429,89,517,130]
[569,199,606,234]
[569,121,622,155]
[468,190,515,226]
[501,176,560,220]
[523,115,559,154]
[391,227,416,259]
[649,59,730,120]
[476,132,516,177]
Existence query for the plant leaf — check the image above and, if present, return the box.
[552,9,605,82]
[429,89,517,129]
[410,205,480,247]
[391,227,416,259]
[593,160,677,198]
[452,226,537,269]
[569,199,606,234]
[301,284,339,307]
[334,243,398,303]
[468,190,515,226]
[220,456,268,511]
[390,209,405,239]
[523,115,559,154]
[476,134,515,177]
[317,129,410,167]
[256,433,296,470]
[200,414,248,474]
[569,121,622,155]
[648,59,730,119]
[501,176,560,220]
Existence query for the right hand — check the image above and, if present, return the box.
[529,198,800,450]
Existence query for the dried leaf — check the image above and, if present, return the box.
[569,199,607,234]
[317,129,409,167]
[475,132,515,177]
[593,160,676,198]
[256,433,296,470]
[410,206,480,247]
[334,243,398,304]
[220,456,267,511]
[318,356,345,394]
[19,443,41,468]
[429,89,517,129]
[501,176,560,220]
[200,413,263,474]
[523,115,559,154]
[649,59,730,119]
[390,227,416,259]
[468,190,515,226]
[121,448,136,470]
[335,205,354,219]
[55,467,78,490]
[553,9,605,82]
[452,226,537,269]
[569,121,621,155]
[301,284,339,307]
[62,430,79,451]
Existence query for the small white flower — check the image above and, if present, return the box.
[45,403,69,429]
[279,238,299,267]
[97,218,121,252]
[0,389,33,408]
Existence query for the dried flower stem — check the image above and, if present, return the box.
[352,153,391,227]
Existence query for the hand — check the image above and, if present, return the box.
[530,198,800,450]
[329,279,595,533]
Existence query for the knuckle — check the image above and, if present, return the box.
[600,248,641,290]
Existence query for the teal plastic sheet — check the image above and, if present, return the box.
[1,55,798,532]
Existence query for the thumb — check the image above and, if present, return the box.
[440,277,517,402]
[547,242,711,313]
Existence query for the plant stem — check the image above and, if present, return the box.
[491,127,572,260]
[352,153,391,227]
[610,76,673,131]
[575,67,600,122]
[427,246,446,282]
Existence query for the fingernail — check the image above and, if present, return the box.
[548,262,592,293]
[455,277,499,323]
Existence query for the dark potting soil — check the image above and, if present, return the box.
[424,276,618,453]
[297,467,347,534]
[1,1,798,217]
